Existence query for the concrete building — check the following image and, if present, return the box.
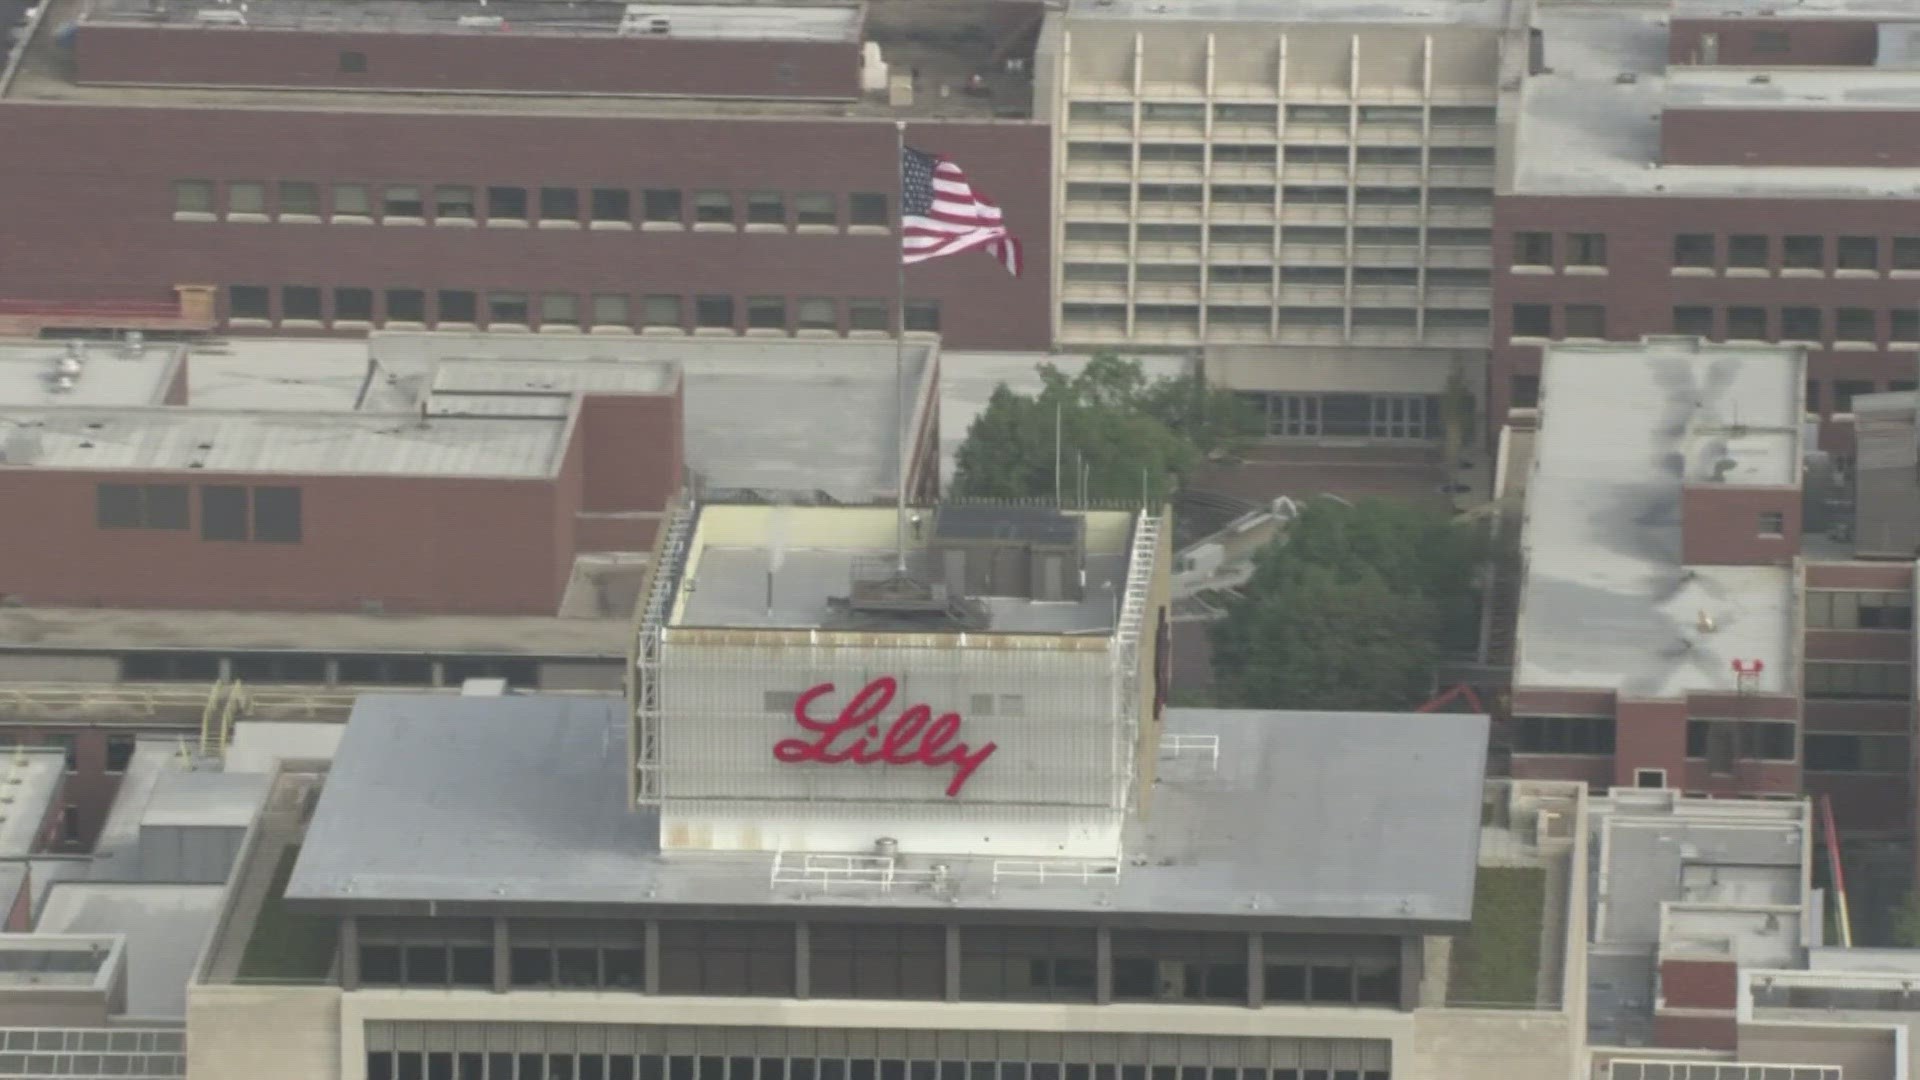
[1492,0,1920,452]
[1046,0,1504,439]
[0,0,1050,349]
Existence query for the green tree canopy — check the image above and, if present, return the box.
[952,354,1257,505]
[1209,497,1488,710]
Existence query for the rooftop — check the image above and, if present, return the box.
[287,694,1490,924]
[35,882,222,1021]
[672,504,1139,633]
[1064,0,1508,27]
[85,0,864,42]
[0,605,629,655]
[1670,0,1920,17]
[1515,338,1802,698]
[0,339,179,409]
[0,933,120,991]
[1513,6,1920,197]
[1666,67,1920,110]
[0,749,66,858]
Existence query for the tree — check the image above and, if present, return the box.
[952,354,1257,505]
[1208,497,1489,710]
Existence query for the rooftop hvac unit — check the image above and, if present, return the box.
[619,7,670,35]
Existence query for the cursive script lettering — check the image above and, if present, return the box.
[773,676,998,797]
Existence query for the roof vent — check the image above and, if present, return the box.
[1615,72,1638,84]
[1712,457,1738,480]
[1750,73,1772,84]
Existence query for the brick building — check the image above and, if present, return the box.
[0,0,1050,349]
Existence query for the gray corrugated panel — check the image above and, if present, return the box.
[287,694,1487,924]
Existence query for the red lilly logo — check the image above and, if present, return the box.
[773,676,998,798]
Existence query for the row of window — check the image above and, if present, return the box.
[1806,590,1913,631]
[1065,265,1491,287]
[1510,303,1920,347]
[1065,223,1491,246]
[1805,733,1908,773]
[4,732,134,773]
[225,286,940,335]
[1239,393,1441,441]
[1066,184,1492,207]
[97,483,301,542]
[1512,716,1886,770]
[118,650,543,687]
[1061,305,1487,331]
[367,1054,1384,1080]
[1670,233,1920,274]
[1067,146,1493,168]
[1068,100,1495,125]
[356,920,1401,1008]
[1685,719,1796,763]
[175,181,895,231]
[1804,661,1912,701]
[1510,375,1907,414]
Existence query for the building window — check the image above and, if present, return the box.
[1805,733,1908,773]
[226,181,266,216]
[1686,720,1796,763]
[337,655,435,685]
[200,485,249,542]
[1752,28,1789,53]
[97,484,188,530]
[1781,306,1822,342]
[746,192,785,227]
[1513,715,1615,754]
[1837,236,1879,271]
[283,286,322,321]
[253,487,303,542]
[173,179,214,215]
[120,652,221,682]
[504,920,644,991]
[1835,379,1874,412]
[1564,304,1605,339]
[1510,374,1540,409]
[1757,510,1784,537]
[1783,235,1824,270]
[382,185,424,220]
[695,295,735,329]
[795,298,837,332]
[434,185,476,221]
[1804,661,1912,701]
[590,294,631,328]
[959,927,1096,1002]
[332,183,372,218]
[905,300,941,333]
[1894,237,1920,270]
[229,285,270,320]
[1836,308,1876,343]
[1727,306,1767,339]
[795,192,836,227]
[335,287,374,322]
[386,288,426,323]
[487,186,528,222]
[106,734,136,774]
[1727,234,1768,269]
[1264,935,1401,1007]
[1510,232,1552,267]
[1806,380,1822,412]
[1673,306,1714,337]
[657,922,794,996]
[279,181,320,217]
[1567,233,1606,267]
[437,290,478,324]
[1673,233,1715,269]
[489,291,530,326]
[811,924,943,1000]
[539,187,580,223]
[1808,590,1914,630]
[642,295,683,329]
[1511,303,1550,338]
[694,190,734,226]
[745,297,786,331]
[590,188,630,225]
[848,299,889,333]
[1895,311,1920,344]
[642,188,682,225]
[849,193,889,228]
[541,293,580,328]
[1112,931,1246,1003]
[339,49,367,73]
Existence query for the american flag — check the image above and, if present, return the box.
[901,146,1023,277]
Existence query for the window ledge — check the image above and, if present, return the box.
[641,221,685,232]
[438,321,478,331]
[382,217,426,227]
[386,320,427,330]
[487,323,532,334]
[1781,268,1825,278]
[1670,266,1716,277]
[486,219,530,229]
[589,326,637,336]
[538,325,584,334]
[1508,264,1554,275]
[796,223,840,235]
[1509,334,1550,344]
[434,218,478,228]
[172,211,217,222]
[744,327,789,337]
[1892,269,1920,279]
[693,222,739,233]
[333,319,373,330]
[590,220,634,232]
[1833,341,1877,351]
[1564,265,1607,276]
[277,213,322,225]
[1836,268,1880,279]
[1725,267,1770,278]
[849,224,892,236]
[693,327,739,336]
[848,328,892,339]
[538,220,583,230]
[281,319,324,330]
[227,317,272,329]
[225,212,270,223]
[795,328,839,338]
[745,223,790,234]
[331,215,374,226]
[1779,337,1822,346]
[640,326,688,336]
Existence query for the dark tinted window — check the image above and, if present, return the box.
[201,485,248,541]
[253,486,303,542]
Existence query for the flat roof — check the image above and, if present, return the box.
[0,749,66,858]
[1516,339,1801,698]
[5,0,1031,119]
[0,340,180,409]
[141,769,272,830]
[1513,6,1920,197]
[1667,67,1920,110]
[36,882,222,1021]
[1671,0,1920,16]
[0,406,570,478]
[0,605,629,655]
[1065,0,1507,27]
[288,694,1489,923]
[86,0,863,42]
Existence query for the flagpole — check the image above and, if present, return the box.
[894,119,909,574]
